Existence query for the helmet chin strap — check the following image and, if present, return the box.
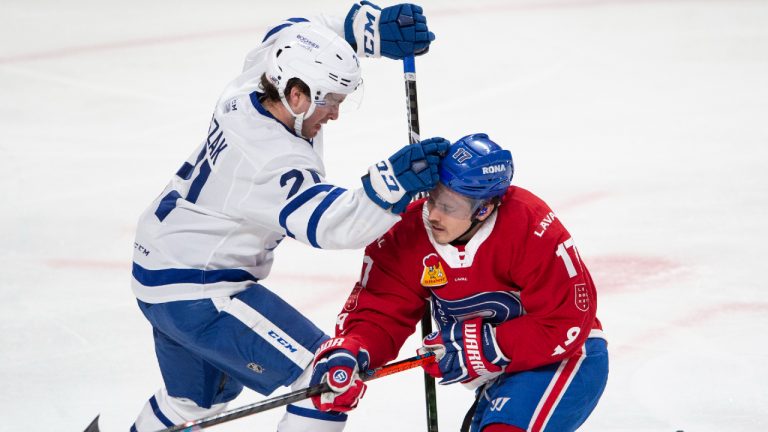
[450,219,483,246]
[279,96,318,139]
[450,203,496,246]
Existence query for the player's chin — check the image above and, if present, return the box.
[431,228,451,245]
[304,124,322,138]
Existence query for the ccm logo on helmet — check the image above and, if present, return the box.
[482,164,506,174]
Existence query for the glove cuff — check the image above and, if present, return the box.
[315,336,355,358]
[361,174,391,211]
[362,161,407,212]
[481,323,510,367]
[345,2,382,58]
[390,194,412,214]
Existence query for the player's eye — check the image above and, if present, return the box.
[322,93,345,108]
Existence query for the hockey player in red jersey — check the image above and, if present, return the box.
[310,133,608,431]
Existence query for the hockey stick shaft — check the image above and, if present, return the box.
[156,352,435,432]
[403,54,439,432]
[83,353,434,432]
[404,55,421,145]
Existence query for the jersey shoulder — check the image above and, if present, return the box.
[500,186,551,215]
[211,90,324,176]
[497,186,568,242]
[397,198,431,239]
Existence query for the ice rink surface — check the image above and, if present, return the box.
[1,0,767,430]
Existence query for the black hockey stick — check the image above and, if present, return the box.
[403,54,439,432]
[83,352,435,432]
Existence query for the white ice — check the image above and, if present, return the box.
[1,0,767,431]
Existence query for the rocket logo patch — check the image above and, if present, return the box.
[574,283,589,311]
[421,253,448,288]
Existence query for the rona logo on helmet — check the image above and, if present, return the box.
[482,164,506,175]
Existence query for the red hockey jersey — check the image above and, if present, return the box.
[336,186,604,373]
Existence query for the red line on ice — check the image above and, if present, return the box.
[614,302,768,357]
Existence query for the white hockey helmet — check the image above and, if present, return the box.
[265,22,362,136]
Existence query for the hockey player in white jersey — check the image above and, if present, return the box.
[130,3,442,431]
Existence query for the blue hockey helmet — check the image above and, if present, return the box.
[438,133,514,200]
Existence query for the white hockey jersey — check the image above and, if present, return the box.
[132,16,400,303]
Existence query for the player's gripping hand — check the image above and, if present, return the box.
[345,1,436,59]
[362,137,449,214]
[310,337,371,412]
[417,317,510,388]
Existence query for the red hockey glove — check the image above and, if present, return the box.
[418,317,509,388]
[310,337,371,412]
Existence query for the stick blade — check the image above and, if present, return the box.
[83,415,101,432]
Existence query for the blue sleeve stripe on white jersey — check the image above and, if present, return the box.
[279,184,334,239]
[307,186,347,248]
[133,262,258,287]
[261,17,310,42]
[286,404,348,422]
[148,395,175,427]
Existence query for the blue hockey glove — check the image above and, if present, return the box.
[362,137,449,214]
[345,1,436,59]
[418,317,510,388]
[311,337,371,412]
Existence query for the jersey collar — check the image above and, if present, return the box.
[421,202,498,268]
[249,91,313,145]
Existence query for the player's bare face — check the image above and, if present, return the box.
[426,184,476,244]
[301,93,344,138]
